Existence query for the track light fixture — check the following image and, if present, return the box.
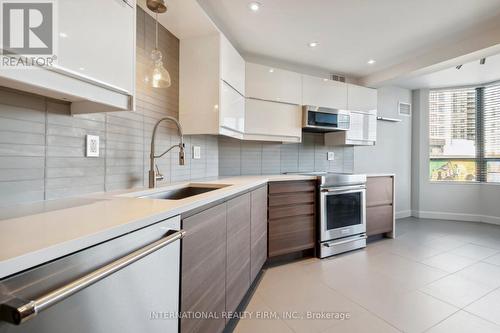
[456,64,462,70]
[480,58,486,65]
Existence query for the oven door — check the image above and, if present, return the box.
[319,186,366,241]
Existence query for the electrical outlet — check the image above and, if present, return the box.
[192,145,201,159]
[86,135,99,157]
[327,152,335,161]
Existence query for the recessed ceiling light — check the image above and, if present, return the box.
[367,59,376,65]
[59,32,68,38]
[308,41,319,48]
[269,68,275,73]
[323,78,328,82]
[248,2,261,12]
[79,67,85,71]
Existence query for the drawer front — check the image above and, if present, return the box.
[268,180,316,194]
[269,192,315,207]
[366,176,393,207]
[268,203,315,220]
[366,205,393,236]
[268,215,315,257]
[268,180,317,257]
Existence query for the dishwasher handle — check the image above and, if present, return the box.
[0,229,186,325]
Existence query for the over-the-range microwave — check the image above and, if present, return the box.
[302,105,350,132]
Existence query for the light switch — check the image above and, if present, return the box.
[192,145,201,159]
[86,135,99,157]
[327,152,335,161]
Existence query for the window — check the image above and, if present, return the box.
[429,83,500,183]
[429,88,477,181]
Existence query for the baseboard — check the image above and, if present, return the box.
[395,210,412,219]
[411,210,500,225]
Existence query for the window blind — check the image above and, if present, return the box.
[483,84,500,182]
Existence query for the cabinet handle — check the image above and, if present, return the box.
[0,229,185,325]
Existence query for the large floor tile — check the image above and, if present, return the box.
[465,288,500,326]
[456,262,500,288]
[420,252,476,273]
[421,236,468,252]
[257,270,368,332]
[363,290,458,333]
[420,274,494,307]
[449,243,499,261]
[320,312,401,333]
[483,252,500,266]
[234,294,294,333]
[368,253,448,289]
[426,311,500,333]
[386,242,446,261]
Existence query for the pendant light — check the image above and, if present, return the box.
[146,0,171,88]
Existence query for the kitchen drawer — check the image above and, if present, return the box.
[268,180,316,194]
[268,215,315,257]
[366,205,393,236]
[268,192,315,207]
[268,203,315,220]
[366,176,393,207]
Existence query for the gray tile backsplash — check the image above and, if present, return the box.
[218,133,354,176]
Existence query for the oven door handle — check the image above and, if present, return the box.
[321,185,366,193]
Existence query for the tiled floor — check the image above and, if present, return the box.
[234,217,500,333]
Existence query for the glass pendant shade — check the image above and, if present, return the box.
[147,10,171,89]
[148,49,171,88]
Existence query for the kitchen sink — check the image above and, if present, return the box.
[140,184,229,200]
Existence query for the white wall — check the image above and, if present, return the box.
[354,86,412,218]
[411,89,500,225]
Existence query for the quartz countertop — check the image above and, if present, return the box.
[0,174,317,279]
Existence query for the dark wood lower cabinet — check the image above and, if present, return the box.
[366,176,395,237]
[268,180,316,257]
[180,185,267,333]
[250,186,267,282]
[181,203,227,333]
[226,193,251,322]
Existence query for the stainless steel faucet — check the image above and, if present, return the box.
[149,116,185,188]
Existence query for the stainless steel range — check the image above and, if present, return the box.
[317,173,367,258]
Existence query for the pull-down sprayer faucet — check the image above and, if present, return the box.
[149,117,185,188]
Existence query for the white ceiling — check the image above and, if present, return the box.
[393,52,500,89]
[137,0,217,39]
[196,0,500,80]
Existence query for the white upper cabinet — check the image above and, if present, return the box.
[325,84,378,146]
[220,81,245,134]
[347,84,377,112]
[246,63,302,105]
[302,75,348,110]
[0,0,136,114]
[57,0,135,95]
[180,33,245,138]
[220,35,245,95]
[245,99,301,143]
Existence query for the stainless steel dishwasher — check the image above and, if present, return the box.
[0,216,184,333]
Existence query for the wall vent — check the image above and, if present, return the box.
[330,74,346,82]
[398,102,411,116]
